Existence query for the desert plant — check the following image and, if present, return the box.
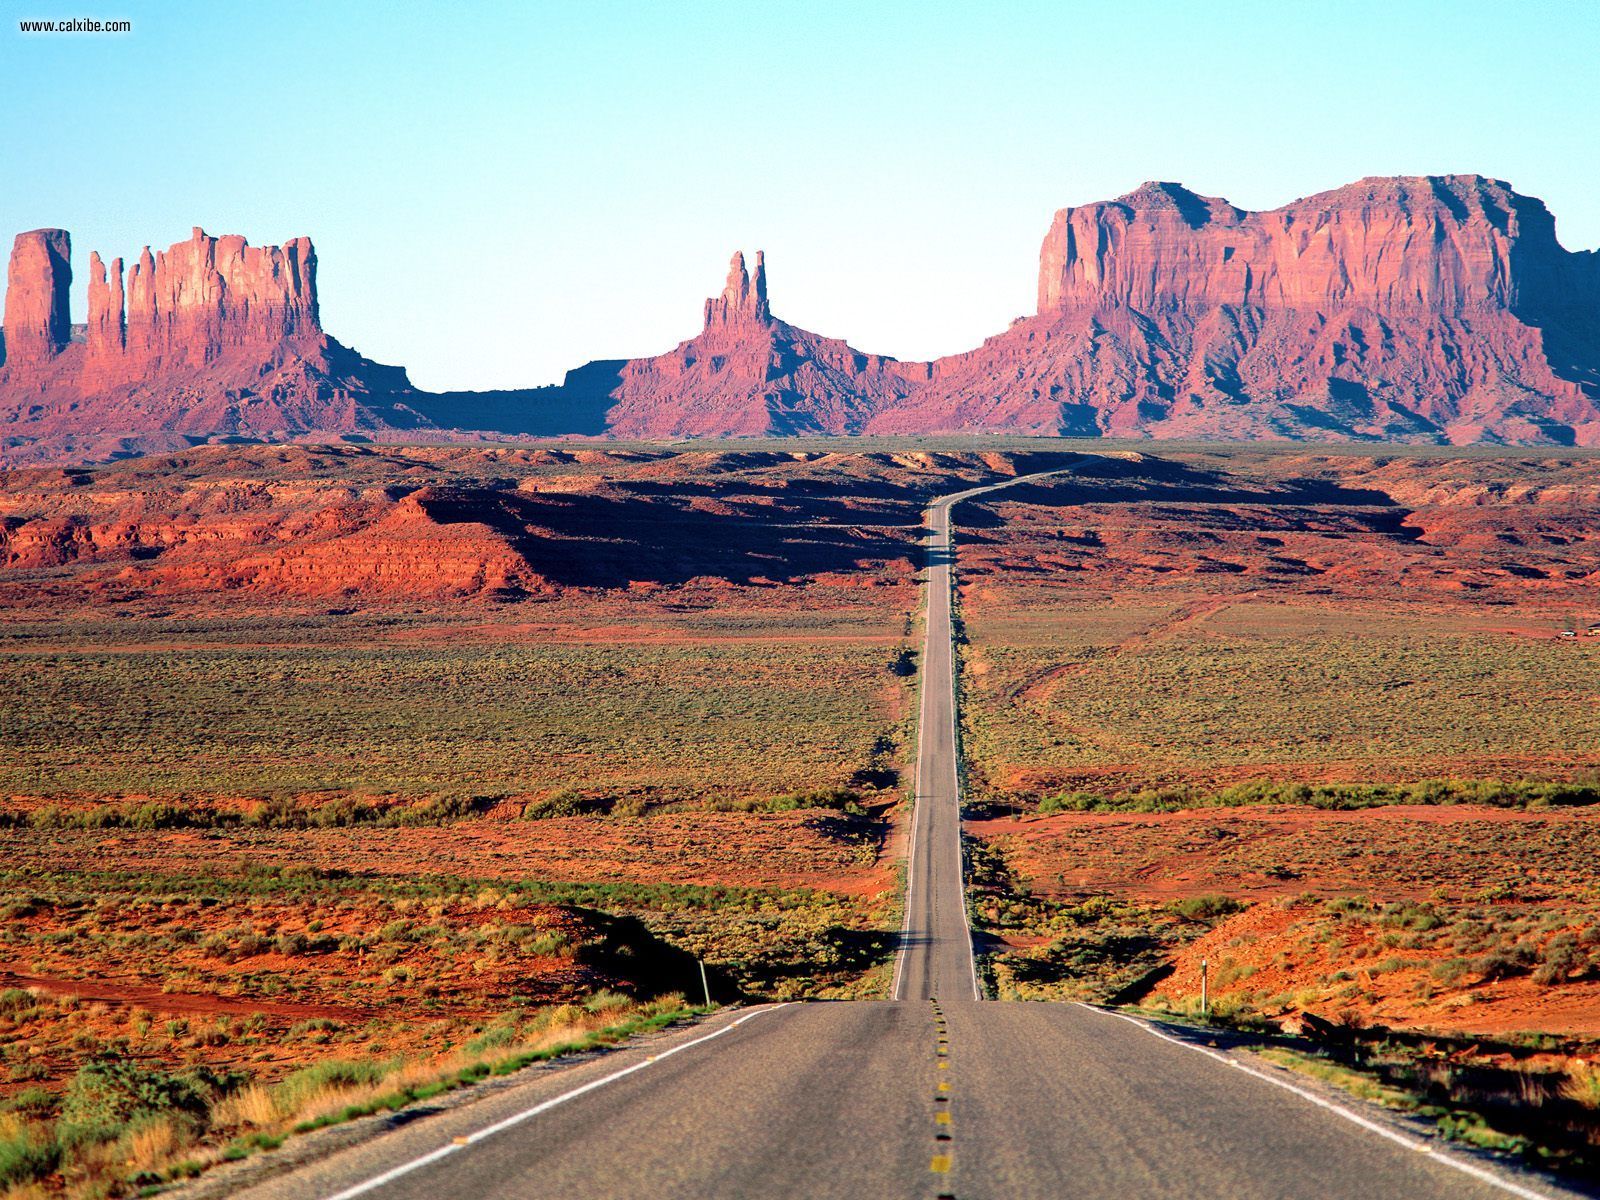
[210,1084,280,1130]
[1560,1062,1600,1109]
[1473,943,1537,982]
[57,1059,212,1150]
[1533,932,1591,985]
[0,1114,57,1190]
[1169,895,1244,922]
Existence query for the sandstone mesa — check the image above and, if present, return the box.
[2,174,1598,466]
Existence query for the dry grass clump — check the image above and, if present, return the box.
[0,992,692,1198]
[1561,1062,1600,1109]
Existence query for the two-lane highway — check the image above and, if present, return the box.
[893,466,1083,1003]
[231,465,1563,1200]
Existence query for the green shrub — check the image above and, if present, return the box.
[0,1121,58,1188]
[1037,792,1102,814]
[584,989,633,1014]
[286,1018,341,1038]
[58,1059,213,1150]
[0,988,33,1013]
[0,1089,54,1118]
[389,795,490,825]
[1474,944,1537,982]
[1379,902,1444,932]
[308,796,383,827]
[464,1021,518,1054]
[766,788,863,814]
[1168,895,1244,922]
[273,931,309,956]
[1533,932,1590,985]
[523,789,604,820]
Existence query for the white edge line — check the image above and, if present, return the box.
[323,1003,791,1200]
[941,505,984,1004]
[890,767,921,1002]
[1081,1003,1561,1200]
[890,506,935,1002]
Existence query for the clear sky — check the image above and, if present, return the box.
[3,0,1595,391]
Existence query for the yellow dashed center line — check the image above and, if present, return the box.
[930,999,954,1185]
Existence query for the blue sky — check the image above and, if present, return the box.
[3,0,1595,390]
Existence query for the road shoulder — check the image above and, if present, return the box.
[1079,1003,1590,1200]
[167,1005,781,1200]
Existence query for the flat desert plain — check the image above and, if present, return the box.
[4,442,1600,1189]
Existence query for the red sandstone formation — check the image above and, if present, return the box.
[86,251,124,363]
[601,249,927,437]
[0,444,1017,604]
[3,175,1599,463]
[117,227,319,368]
[870,176,1600,444]
[703,251,770,326]
[2,229,72,370]
[592,177,1600,444]
[0,227,424,466]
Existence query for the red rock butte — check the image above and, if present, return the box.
[2,174,1599,466]
[0,226,423,466]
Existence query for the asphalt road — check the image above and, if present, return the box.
[894,465,1084,1004]
[238,998,1537,1200]
[234,467,1566,1200]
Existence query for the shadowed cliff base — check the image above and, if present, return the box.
[406,360,624,437]
[0,445,1088,604]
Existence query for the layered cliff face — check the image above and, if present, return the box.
[871,176,1600,443]
[118,227,320,368]
[1033,177,1570,313]
[0,227,426,466]
[599,251,928,437]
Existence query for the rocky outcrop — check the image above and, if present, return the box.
[86,252,125,363]
[2,229,72,370]
[120,227,319,369]
[703,251,769,327]
[76,226,320,378]
[0,226,428,465]
[558,176,1600,445]
[869,175,1600,444]
[599,250,927,437]
[1035,176,1595,315]
[0,444,1038,603]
